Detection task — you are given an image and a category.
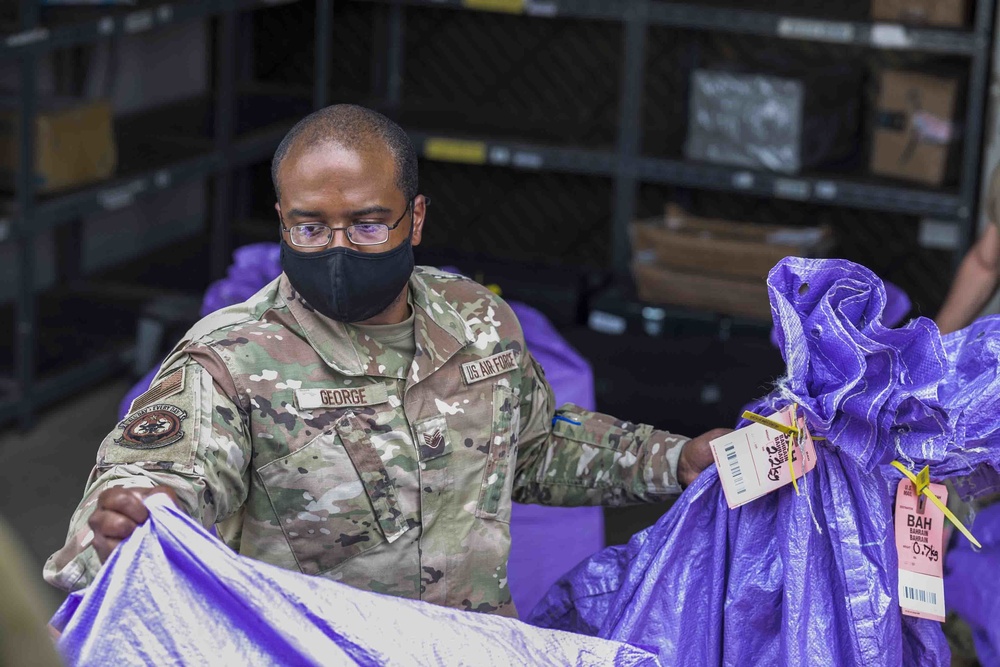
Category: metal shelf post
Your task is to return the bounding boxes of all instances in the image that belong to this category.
[314,0,334,109]
[212,5,238,280]
[611,1,648,282]
[956,0,998,258]
[385,2,405,113]
[14,0,39,430]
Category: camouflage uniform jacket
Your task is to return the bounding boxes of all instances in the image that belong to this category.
[45,267,689,617]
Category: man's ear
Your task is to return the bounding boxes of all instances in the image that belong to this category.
[411,195,427,247]
[275,202,282,221]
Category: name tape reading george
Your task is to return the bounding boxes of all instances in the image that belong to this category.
[295,384,390,410]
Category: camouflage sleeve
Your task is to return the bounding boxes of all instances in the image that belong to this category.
[512,352,689,506]
[43,351,251,592]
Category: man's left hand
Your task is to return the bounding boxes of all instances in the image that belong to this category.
[677,428,733,488]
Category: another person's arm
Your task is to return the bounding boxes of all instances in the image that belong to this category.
[512,351,727,507]
[43,352,251,591]
[936,223,1000,335]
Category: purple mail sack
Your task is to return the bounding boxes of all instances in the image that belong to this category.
[51,495,655,666]
[529,257,1000,667]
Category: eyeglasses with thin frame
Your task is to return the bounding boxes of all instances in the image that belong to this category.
[280,199,413,248]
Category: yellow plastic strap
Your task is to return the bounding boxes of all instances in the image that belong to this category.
[891,461,981,549]
[915,466,930,494]
[741,411,799,436]
[787,405,800,495]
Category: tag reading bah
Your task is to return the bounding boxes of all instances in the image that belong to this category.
[895,479,947,622]
[709,406,817,509]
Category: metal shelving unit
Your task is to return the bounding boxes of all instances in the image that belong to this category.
[1,0,331,429]
[4,0,996,427]
[359,0,986,55]
[354,0,995,285]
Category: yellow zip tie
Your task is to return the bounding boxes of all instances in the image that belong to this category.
[891,461,981,549]
[742,410,799,436]
[787,405,800,495]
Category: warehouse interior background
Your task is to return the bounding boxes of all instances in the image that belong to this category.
[0,1,997,661]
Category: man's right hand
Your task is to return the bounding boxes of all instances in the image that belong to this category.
[88,486,179,562]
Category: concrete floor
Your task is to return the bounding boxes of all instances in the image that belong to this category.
[0,378,132,612]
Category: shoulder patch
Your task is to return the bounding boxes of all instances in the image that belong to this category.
[115,404,188,450]
[129,367,185,414]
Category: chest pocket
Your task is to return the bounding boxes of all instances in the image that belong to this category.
[256,413,409,575]
[476,384,519,523]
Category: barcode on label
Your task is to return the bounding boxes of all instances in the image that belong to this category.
[903,586,937,606]
[725,443,746,495]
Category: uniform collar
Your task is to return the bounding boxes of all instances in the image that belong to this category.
[281,270,475,382]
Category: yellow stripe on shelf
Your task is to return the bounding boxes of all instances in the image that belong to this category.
[424,138,488,165]
[462,0,525,14]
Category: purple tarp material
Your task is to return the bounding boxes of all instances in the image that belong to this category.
[944,503,1000,666]
[769,278,911,347]
[120,246,604,616]
[528,257,1000,667]
[51,495,655,667]
[507,301,604,615]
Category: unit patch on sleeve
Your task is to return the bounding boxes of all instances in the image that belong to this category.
[128,367,185,414]
[461,350,519,385]
[114,404,188,450]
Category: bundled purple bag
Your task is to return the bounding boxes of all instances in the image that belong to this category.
[944,503,1000,666]
[200,243,282,317]
[528,258,1000,666]
[51,495,655,666]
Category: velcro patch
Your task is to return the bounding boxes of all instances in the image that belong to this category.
[128,367,185,414]
[415,415,452,461]
[461,350,519,385]
[295,384,389,410]
[115,404,187,450]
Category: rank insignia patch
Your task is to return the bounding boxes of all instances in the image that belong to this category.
[115,404,187,450]
[416,415,452,462]
[423,429,445,453]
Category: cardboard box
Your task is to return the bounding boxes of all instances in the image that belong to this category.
[630,204,831,282]
[871,0,968,28]
[632,263,773,321]
[629,205,830,320]
[871,70,959,187]
[0,98,117,194]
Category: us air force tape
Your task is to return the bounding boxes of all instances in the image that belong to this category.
[461,350,518,384]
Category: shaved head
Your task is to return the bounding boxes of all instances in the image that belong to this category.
[271,104,418,201]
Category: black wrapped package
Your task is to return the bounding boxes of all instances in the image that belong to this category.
[685,68,862,174]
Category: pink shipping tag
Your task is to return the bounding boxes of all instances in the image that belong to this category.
[710,406,817,509]
[894,479,947,622]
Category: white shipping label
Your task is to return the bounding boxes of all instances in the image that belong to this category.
[898,569,946,622]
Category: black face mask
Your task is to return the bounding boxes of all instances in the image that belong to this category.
[280,237,415,323]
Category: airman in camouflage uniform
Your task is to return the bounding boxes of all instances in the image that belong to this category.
[45,104,719,618]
